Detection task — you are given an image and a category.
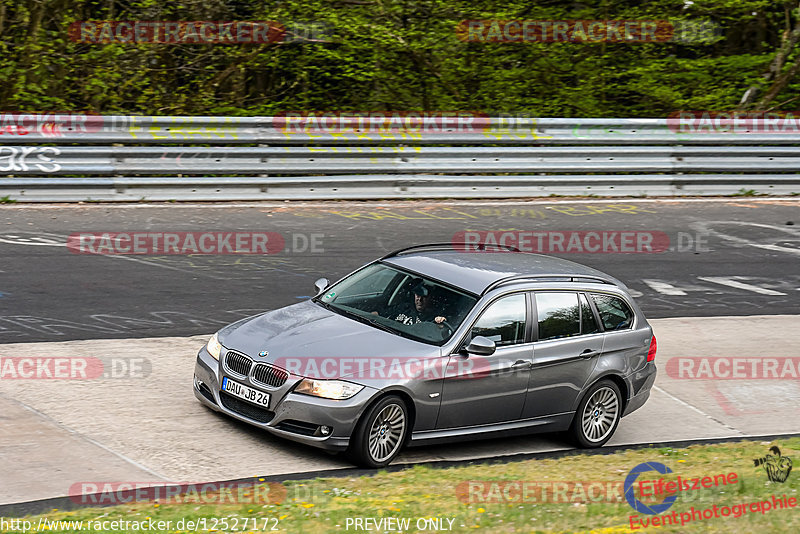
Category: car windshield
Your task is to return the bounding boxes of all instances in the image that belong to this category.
[313,262,478,345]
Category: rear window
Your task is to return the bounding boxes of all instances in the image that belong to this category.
[591,294,634,331]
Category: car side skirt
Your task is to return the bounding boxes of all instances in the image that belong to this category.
[408,412,573,447]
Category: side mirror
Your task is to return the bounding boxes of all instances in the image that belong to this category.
[465,336,496,356]
[314,278,330,296]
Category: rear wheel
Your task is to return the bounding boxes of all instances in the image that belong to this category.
[570,379,621,448]
[347,395,408,468]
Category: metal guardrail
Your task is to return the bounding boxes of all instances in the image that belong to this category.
[1,116,799,201]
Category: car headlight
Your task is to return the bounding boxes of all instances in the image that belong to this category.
[206,332,222,360]
[295,379,364,400]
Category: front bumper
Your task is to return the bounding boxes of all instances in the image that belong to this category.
[193,346,378,451]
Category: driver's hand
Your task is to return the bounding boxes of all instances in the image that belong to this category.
[434,316,446,324]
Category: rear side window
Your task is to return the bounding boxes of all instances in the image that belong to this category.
[591,294,634,330]
[536,292,580,341]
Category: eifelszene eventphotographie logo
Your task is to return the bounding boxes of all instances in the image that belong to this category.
[624,462,678,515]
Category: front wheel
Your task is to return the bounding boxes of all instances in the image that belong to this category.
[570,379,622,448]
[347,395,408,468]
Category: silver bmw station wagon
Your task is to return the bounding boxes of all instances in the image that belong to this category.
[193,244,657,467]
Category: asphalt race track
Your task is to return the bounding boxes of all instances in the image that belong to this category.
[1,198,799,342]
[1,198,799,507]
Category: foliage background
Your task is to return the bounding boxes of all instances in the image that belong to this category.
[0,0,798,116]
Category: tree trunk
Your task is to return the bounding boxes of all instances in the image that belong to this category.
[741,2,800,107]
[756,53,800,110]
[21,0,46,90]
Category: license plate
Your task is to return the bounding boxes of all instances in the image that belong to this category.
[222,377,270,408]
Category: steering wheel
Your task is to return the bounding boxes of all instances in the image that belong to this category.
[438,320,454,338]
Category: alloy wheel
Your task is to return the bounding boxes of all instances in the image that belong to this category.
[580,386,620,443]
[367,403,406,463]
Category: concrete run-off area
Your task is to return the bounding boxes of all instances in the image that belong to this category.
[0,315,799,505]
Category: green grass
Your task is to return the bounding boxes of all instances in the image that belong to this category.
[3,438,799,533]
[732,188,767,197]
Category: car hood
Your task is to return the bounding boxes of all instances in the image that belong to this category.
[218,300,440,377]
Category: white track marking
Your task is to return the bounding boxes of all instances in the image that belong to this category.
[0,231,227,279]
[642,279,688,295]
[697,276,787,296]
[1,198,798,210]
[653,386,743,435]
[748,243,800,257]
[105,254,228,279]
[0,392,169,481]
[0,233,65,246]
[690,220,800,257]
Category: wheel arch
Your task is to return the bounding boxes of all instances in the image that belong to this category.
[357,387,417,445]
[574,373,629,415]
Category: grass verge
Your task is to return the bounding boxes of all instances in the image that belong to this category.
[2,438,799,533]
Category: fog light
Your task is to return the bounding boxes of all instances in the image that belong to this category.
[194,375,204,389]
[320,425,332,436]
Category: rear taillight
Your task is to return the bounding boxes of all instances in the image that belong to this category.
[647,335,657,362]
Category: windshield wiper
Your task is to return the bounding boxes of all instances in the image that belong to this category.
[313,300,411,338]
[357,315,402,336]
[335,308,402,335]
[314,297,332,309]
[313,300,394,332]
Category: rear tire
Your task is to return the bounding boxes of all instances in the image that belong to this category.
[570,379,622,448]
[347,395,408,468]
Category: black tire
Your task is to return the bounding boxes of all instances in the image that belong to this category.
[569,379,622,448]
[347,395,408,468]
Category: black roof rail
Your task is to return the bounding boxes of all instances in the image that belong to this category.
[380,242,521,260]
[482,274,615,295]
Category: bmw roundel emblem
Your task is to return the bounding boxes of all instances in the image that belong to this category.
[259,350,269,357]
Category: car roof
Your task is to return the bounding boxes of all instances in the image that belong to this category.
[382,250,623,295]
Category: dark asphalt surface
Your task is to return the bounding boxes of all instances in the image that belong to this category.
[1,199,798,343]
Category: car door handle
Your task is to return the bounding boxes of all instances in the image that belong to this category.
[512,359,531,368]
[580,349,600,359]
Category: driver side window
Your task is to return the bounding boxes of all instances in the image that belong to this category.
[470,294,527,347]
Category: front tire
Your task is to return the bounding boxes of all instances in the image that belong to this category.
[347,395,408,468]
[570,379,622,448]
